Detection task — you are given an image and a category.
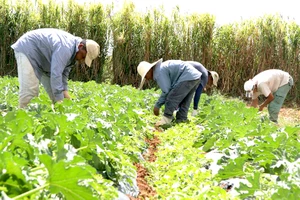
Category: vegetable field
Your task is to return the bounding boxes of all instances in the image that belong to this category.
[0,77,299,200]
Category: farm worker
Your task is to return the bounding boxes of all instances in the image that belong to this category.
[137,59,202,127]
[244,69,293,123]
[11,28,100,108]
[186,61,219,116]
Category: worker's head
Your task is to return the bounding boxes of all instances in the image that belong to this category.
[244,79,255,98]
[137,58,162,89]
[76,39,100,67]
[207,71,219,87]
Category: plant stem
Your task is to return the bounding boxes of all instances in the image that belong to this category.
[30,166,45,172]
[76,146,88,151]
[12,184,50,200]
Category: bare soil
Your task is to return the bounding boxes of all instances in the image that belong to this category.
[279,107,300,125]
[129,135,160,200]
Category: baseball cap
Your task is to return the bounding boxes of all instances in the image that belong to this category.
[209,71,219,86]
[85,39,100,67]
[244,79,254,98]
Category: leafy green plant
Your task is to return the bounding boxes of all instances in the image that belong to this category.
[0,77,154,199]
[146,93,300,199]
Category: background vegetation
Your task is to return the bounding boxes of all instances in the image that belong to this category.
[0,0,299,103]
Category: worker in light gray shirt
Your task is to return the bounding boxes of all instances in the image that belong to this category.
[11,28,100,108]
[137,59,201,127]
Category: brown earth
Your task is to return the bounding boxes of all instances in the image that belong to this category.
[129,134,161,200]
[279,107,300,125]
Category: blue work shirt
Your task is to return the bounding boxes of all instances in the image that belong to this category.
[11,28,82,102]
[187,61,208,88]
[153,60,202,108]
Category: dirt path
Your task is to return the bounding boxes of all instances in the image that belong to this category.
[278,107,300,125]
[129,135,160,200]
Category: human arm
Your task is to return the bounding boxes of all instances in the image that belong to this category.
[153,91,168,116]
[62,66,72,98]
[51,50,72,102]
[257,82,273,111]
[259,93,274,111]
[154,90,169,108]
[153,70,172,112]
[250,98,259,108]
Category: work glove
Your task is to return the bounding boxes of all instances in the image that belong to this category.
[191,109,198,116]
[155,116,172,127]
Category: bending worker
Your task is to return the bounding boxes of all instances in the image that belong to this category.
[244,69,293,123]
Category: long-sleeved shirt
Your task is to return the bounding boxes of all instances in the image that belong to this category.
[153,60,202,108]
[187,61,208,88]
[11,28,82,101]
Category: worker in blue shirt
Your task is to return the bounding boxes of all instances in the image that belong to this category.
[137,59,201,127]
[11,28,100,108]
[187,61,219,116]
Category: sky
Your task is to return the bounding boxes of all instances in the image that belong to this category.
[63,0,300,25]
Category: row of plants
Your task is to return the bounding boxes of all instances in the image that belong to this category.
[1,0,300,103]
[0,76,299,199]
[147,93,300,199]
[0,76,155,199]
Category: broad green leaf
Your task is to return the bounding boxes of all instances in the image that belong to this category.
[216,156,248,179]
[237,172,261,199]
[39,154,98,200]
[272,184,300,200]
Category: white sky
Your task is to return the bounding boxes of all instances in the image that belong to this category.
[56,0,300,25]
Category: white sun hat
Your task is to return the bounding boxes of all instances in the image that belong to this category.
[209,71,219,86]
[85,39,100,67]
[137,58,162,89]
[244,79,254,98]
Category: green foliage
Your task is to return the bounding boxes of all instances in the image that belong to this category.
[146,93,300,199]
[0,77,155,199]
[0,76,300,199]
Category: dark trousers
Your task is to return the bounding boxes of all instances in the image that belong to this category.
[164,79,201,121]
[193,83,204,110]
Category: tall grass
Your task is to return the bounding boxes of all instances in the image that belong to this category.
[0,0,300,103]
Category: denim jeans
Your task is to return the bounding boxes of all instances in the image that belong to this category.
[164,79,201,121]
[15,51,54,108]
[268,76,293,122]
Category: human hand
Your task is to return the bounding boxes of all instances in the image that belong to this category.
[63,91,71,99]
[153,107,160,116]
[259,104,264,111]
